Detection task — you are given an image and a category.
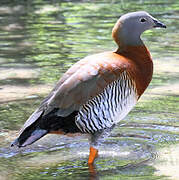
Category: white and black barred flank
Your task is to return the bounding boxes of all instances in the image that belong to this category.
[75,71,138,133]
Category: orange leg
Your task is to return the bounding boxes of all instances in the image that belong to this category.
[88,146,98,164]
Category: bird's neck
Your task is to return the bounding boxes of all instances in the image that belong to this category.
[112,20,144,49]
[118,32,144,49]
[112,22,153,97]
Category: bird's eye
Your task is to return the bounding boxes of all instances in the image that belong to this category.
[140,18,147,23]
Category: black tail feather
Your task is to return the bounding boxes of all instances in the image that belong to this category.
[11,108,80,148]
[11,129,48,147]
[39,109,80,134]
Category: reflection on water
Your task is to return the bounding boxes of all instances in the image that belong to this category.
[0,0,179,179]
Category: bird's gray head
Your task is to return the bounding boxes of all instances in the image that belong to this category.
[112,11,166,47]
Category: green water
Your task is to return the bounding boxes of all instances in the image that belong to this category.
[0,0,179,179]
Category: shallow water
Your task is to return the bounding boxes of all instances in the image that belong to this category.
[0,0,179,179]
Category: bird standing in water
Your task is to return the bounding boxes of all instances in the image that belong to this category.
[11,11,166,165]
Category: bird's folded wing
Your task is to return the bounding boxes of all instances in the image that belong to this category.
[20,52,130,132]
[46,52,129,114]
